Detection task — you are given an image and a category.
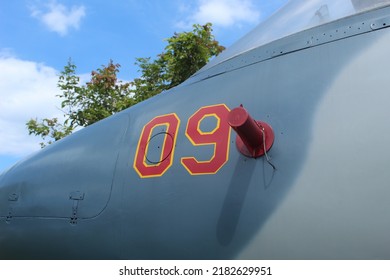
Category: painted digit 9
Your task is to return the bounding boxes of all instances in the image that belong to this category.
[181,104,231,175]
[133,114,180,178]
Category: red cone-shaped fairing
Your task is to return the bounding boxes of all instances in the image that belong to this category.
[228,106,274,158]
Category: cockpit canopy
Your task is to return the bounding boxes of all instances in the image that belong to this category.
[202,0,390,71]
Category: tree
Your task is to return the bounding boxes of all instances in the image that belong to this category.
[58,59,134,128]
[26,118,73,148]
[27,23,225,147]
[27,59,133,147]
[132,23,225,103]
[164,23,225,87]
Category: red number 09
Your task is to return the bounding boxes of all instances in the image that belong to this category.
[133,104,231,178]
[181,104,231,175]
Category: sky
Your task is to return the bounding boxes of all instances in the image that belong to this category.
[0,0,288,172]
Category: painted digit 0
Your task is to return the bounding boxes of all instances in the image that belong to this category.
[133,114,180,178]
[181,104,231,175]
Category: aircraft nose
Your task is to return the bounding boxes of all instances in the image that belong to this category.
[0,113,129,258]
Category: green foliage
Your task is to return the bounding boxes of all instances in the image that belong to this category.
[164,23,225,87]
[132,23,225,103]
[27,59,134,147]
[26,118,73,148]
[27,23,225,148]
[132,56,168,103]
[58,59,134,127]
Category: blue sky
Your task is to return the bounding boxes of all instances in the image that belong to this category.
[0,0,288,172]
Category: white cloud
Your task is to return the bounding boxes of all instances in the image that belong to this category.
[31,1,86,36]
[178,0,260,28]
[0,53,63,156]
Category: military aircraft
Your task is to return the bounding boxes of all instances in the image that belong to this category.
[1,0,390,259]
